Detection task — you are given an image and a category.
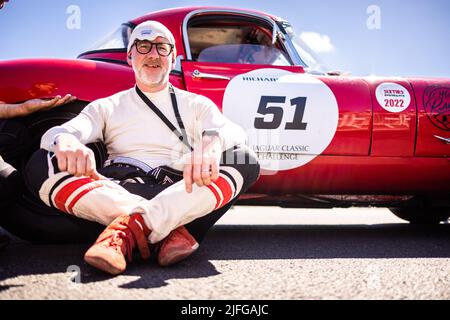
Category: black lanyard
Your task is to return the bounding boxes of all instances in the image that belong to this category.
[135,85,193,151]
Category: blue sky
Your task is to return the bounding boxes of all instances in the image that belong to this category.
[0,0,449,78]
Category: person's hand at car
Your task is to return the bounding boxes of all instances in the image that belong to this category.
[19,94,77,116]
[0,94,77,119]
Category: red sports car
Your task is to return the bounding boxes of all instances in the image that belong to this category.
[0,7,449,241]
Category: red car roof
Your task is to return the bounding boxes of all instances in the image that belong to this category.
[129,6,279,26]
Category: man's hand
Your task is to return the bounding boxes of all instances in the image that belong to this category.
[54,134,105,180]
[19,94,76,116]
[183,135,222,193]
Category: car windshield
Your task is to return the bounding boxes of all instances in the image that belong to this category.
[188,18,291,66]
[86,24,132,51]
[197,43,290,65]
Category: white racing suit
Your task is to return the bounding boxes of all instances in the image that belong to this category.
[23,85,260,243]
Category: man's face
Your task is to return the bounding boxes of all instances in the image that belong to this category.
[128,36,175,91]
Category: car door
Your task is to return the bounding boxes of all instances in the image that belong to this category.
[180,10,372,177]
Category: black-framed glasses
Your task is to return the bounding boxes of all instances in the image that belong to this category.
[133,40,174,57]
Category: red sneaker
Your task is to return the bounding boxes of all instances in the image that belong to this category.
[84,214,151,275]
[157,226,199,267]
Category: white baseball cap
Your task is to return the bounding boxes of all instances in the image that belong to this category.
[127,20,175,53]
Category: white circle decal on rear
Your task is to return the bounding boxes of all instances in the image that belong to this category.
[375,82,411,113]
[223,68,338,172]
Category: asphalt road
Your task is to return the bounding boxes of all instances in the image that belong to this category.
[0,206,449,300]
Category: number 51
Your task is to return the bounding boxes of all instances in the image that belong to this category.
[254,96,308,130]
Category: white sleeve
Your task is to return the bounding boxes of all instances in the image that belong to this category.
[40,101,107,151]
[195,95,247,151]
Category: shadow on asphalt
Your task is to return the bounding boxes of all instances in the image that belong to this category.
[203,224,450,260]
[0,236,220,291]
[0,223,449,290]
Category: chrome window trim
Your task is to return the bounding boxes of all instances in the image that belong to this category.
[181,9,303,66]
[275,21,306,67]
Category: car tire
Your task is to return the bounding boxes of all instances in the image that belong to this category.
[0,100,108,243]
[1,100,91,171]
[389,207,450,224]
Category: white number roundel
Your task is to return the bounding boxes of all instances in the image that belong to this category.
[223,68,339,172]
